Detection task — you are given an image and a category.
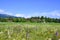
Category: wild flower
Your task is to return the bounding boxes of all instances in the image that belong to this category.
[13,38,16,40]
[55,31,59,36]
[0,31,3,34]
[48,38,51,40]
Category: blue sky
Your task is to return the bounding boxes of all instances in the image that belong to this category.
[0,0,60,18]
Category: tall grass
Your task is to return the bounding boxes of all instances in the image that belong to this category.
[0,22,60,40]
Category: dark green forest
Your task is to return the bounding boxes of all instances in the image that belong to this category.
[0,16,60,23]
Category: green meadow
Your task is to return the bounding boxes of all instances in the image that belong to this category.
[0,22,60,40]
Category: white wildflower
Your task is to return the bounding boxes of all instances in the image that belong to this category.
[59,39,60,40]
[48,38,51,40]
[0,31,3,34]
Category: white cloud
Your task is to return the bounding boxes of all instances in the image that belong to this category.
[0,9,60,18]
[15,14,25,17]
[0,9,13,15]
[0,9,5,13]
[30,10,60,18]
[15,13,31,18]
[45,10,60,18]
[15,10,60,18]
[51,11,60,17]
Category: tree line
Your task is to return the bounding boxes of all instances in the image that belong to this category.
[0,16,60,23]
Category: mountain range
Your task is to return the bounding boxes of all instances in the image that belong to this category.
[0,14,16,18]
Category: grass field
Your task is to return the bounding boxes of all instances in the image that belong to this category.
[0,22,60,40]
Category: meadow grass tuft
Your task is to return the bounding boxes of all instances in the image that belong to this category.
[0,22,60,40]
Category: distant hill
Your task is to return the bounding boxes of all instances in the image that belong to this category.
[0,14,16,18]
